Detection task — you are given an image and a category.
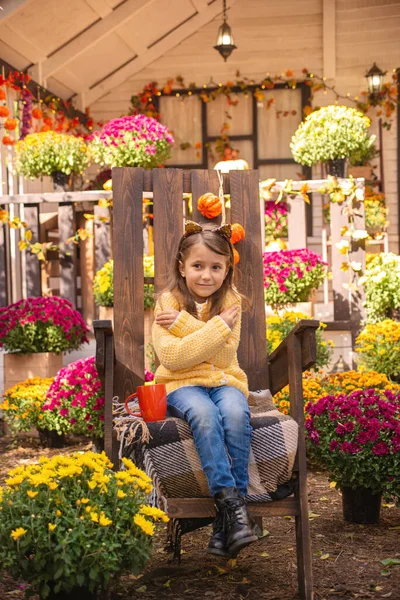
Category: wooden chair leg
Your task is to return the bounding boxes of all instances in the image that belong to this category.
[253,516,263,536]
[295,484,313,600]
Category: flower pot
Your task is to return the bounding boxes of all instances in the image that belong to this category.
[42,586,97,600]
[348,165,373,180]
[98,305,114,323]
[51,170,70,192]
[325,159,348,178]
[37,427,66,448]
[92,436,104,453]
[4,352,63,392]
[342,486,382,524]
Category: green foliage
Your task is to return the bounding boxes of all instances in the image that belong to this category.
[93,259,114,307]
[290,105,375,166]
[0,452,168,598]
[359,253,400,323]
[305,389,400,501]
[266,311,334,370]
[355,320,400,378]
[15,132,90,179]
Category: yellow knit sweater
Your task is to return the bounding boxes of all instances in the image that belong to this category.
[152,289,248,397]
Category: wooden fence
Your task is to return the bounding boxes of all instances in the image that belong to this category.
[0,170,366,341]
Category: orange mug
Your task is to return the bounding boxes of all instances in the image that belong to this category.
[125,384,167,422]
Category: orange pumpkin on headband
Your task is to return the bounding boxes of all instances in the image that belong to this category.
[197,193,222,219]
[233,248,240,265]
[231,223,245,244]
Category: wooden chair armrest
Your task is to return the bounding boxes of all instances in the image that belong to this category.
[268,319,320,396]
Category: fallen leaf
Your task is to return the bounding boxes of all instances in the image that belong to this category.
[136,585,147,593]
[329,481,337,488]
[380,571,390,577]
[380,558,400,567]
[227,559,237,569]
[320,553,330,560]
[163,579,171,588]
[381,593,392,598]
[260,552,270,557]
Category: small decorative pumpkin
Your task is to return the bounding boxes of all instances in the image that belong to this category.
[2,135,15,146]
[231,223,245,245]
[233,247,240,265]
[103,179,112,191]
[197,193,222,219]
[32,107,43,119]
[0,89,6,101]
[40,124,51,132]
[0,106,10,118]
[4,118,17,131]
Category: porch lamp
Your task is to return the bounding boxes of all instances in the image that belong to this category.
[214,0,237,61]
[365,63,386,103]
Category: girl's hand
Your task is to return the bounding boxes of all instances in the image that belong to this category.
[155,309,180,328]
[219,304,240,329]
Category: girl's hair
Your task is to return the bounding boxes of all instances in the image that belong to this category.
[165,224,238,318]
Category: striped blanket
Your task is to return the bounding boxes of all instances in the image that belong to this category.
[116,390,299,506]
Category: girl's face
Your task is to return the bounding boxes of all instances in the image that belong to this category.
[179,242,229,303]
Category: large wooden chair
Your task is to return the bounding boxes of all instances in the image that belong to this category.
[94,168,319,600]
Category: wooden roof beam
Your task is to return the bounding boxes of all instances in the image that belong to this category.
[40,0,153,80]
[86,0,239,106]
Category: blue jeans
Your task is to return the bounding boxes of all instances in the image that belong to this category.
[167,385,252,496]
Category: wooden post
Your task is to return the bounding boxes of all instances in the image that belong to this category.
[112,167,145,404]
[79,213,95,328]
[350,185,366,352]
[287,197,307,249]
[0,218,7,306]
[330,201,350,322]
[23,204,42,297]
[94,204,111,271]
[59,203,77,307]
[230,170,269,391]
[288,332,313,600]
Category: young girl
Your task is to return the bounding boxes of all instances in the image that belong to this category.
[152,221,258,558]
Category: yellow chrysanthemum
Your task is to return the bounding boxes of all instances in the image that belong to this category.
[11,527,28,540]
[134,513,155,536]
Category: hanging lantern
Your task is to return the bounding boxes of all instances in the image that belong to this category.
[214,0,237,62]
[365,63,386,102]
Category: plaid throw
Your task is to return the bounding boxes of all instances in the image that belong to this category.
[116,390,299,505]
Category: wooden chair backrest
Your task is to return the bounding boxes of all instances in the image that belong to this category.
[112,168,268,405]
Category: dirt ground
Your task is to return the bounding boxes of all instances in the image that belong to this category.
[0,436,399,600]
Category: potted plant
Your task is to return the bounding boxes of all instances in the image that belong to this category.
[305,388,400,523]
[0,451,169,599]
[348,142,379,180]
[263,248,327,311]
[355,320,400,380]
[15,131,91,191]
[43,356,104,448]
[358,253,400,323]
[290,105,375,177]
[93,259,114,322]
[364,191,388,237]
[0,296,89,391]
[93,256,155,358]
[0,377,67,446]
[266,311,334,368]
[273,369,400,416]
[88,115,174,168]
[264,200,288,244]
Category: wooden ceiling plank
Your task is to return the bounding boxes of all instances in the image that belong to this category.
[0,23,46,63]
[84,0,113,18]
[0,0,35,23]
[86,0,239,105]
[41,0,153,79]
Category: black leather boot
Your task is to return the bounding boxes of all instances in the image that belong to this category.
[207,509,230,557]
[214,487,258,557]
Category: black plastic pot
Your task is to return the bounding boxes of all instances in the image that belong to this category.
[37,428,66,448]
[342,486,382,524]
[51,170,70,192]
[325,158,348,178]
[43,587,97,600]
